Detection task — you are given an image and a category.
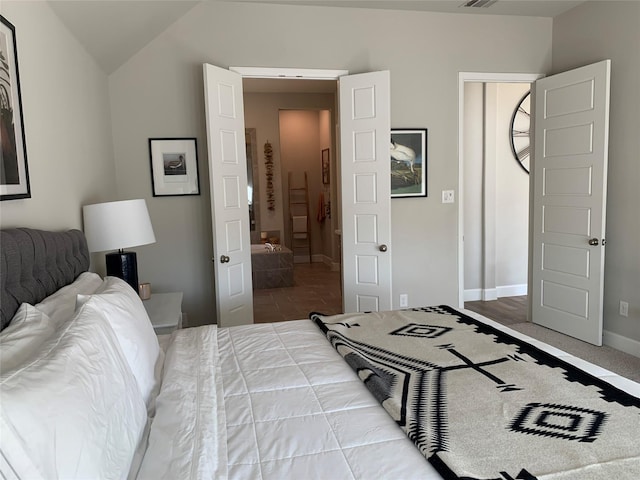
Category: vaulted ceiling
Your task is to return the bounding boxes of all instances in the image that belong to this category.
[47,0,585,74]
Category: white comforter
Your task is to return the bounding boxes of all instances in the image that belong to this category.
[137,320,439,479]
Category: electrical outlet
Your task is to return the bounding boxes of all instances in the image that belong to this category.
[442,190,455,204]
[619,300,629,317]
[400,294,409,308]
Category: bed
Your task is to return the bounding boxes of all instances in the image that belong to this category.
[1,228,638,480]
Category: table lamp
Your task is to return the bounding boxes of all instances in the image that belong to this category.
[82,199,156,292]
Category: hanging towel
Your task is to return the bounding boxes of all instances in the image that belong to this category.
[317,192,326,223]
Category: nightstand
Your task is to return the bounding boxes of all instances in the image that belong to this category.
[143,292,183,335]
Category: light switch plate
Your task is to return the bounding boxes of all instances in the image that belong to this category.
[442,190,455,203]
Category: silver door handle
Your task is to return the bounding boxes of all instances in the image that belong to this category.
[220,255,230,263]
[379,244,388,252]
[588,238,599,246]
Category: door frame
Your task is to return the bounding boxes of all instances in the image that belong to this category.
[229,66,348,314]
[457,72,544,313]
[230,66,348,80]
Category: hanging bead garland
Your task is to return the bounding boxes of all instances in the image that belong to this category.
[264,141,275,211]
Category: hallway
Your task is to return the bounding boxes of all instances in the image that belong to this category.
[253,263,342,323]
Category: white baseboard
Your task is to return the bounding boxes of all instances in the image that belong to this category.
[497,284,527,297]
[464,289,483,302]
[464,288,497,301]
[603,330,640,358]
[464,284,527,302]
[483,288,498,301]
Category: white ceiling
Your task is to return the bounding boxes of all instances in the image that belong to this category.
[48,0,586,75]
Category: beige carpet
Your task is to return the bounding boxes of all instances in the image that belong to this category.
[506,322,640,384]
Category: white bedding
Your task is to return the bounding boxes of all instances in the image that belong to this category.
[138,320,438,479]
[136,325,226,480]
[138,312,640,480]
[218,320,438,479]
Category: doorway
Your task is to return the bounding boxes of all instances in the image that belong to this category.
[458,72,542,323]
[241,79,342,322]
[459,63,611,346]
[463,82,531,318]
[205,65,392,326]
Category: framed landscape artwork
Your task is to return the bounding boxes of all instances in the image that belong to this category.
[148,138,200,196]
[390,129,427,198]
[1,15,30,201]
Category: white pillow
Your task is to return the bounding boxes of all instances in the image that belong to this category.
[77,276,161,406]
[34,271,103,327]
[0,304,55,374]
[0,301,147,480]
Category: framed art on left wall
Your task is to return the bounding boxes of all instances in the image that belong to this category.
[390,128,427,198]
[0,15,30,201]
[148,138,200,196]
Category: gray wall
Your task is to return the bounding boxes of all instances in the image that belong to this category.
[108,1,553,325]
[3,1,636,353]
[553,1,640,352]
[464,82,530,301]
[0,1,115,232]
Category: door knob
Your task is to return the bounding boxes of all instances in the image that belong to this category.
[379,244,388,252]
[220,255,230,263]
[588,238,599,246]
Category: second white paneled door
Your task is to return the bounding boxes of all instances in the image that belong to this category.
[339,71,392,313]
[532,60,611,345]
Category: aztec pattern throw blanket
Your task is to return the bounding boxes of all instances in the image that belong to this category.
[311,306,640,480]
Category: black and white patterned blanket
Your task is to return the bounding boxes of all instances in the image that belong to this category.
[311,306,640,480]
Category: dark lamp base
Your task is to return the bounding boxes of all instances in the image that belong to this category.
[105,251,139,292]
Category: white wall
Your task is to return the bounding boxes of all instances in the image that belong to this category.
[553,1,640,351]
[108,1,553,324]
[0,1,115,232]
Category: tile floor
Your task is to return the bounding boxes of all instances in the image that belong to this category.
[253,262,342,323]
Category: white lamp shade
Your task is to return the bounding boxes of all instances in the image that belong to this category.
[83,199,156,252]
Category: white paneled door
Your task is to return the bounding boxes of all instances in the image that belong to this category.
[339,71,392,313]
[532,60,611,345]
[203,64,253,327]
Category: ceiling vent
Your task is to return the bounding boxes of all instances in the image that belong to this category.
[460,0,498,8]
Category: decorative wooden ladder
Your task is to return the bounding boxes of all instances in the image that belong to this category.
[288,171,311,263]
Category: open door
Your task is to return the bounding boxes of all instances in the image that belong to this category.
[203,65,393,323]
[203,64,253,327]
[339,71,392,312]
[531,60,611,345]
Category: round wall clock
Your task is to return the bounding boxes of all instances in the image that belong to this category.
[509,91,531,174]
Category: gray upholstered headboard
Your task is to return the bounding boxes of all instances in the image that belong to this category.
[0,228,90,330]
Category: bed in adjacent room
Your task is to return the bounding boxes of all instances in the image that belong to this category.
[1,228,638,480]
